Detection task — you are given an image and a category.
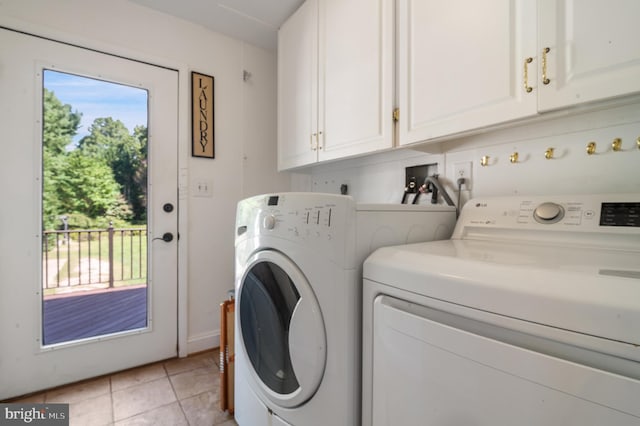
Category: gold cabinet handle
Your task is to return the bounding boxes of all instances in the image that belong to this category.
[317,131,323,150]
[542,47,551,85]
[523,57,533,93]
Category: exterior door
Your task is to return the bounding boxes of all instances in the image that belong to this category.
[0,28,178,399]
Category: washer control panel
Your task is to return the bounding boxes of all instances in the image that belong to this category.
[236,193,355,246]
[260,195,342,240]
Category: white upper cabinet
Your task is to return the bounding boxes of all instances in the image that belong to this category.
[397,0,538,146]
[537,0,640,111]
[398,0,640,147]
[279,0,640,163]
[319,0,394,163]
[278,0,318,170]
[278,0,394,170]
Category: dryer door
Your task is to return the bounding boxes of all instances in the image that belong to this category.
[238,249,326,408]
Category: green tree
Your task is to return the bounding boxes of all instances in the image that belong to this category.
[42,89,82,230]
[78,118,147,223]
[43,89,81,155]
[56,151,124,219]
[131,125,148,222]
[42,88,146,229]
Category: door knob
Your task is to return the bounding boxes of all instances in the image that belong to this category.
[153,232,174,242]
[163,203,174,213]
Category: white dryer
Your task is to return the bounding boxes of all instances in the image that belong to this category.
[362,194,640,426]
[234,193,455,426]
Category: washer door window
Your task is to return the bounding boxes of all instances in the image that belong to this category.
[239,250,326,408]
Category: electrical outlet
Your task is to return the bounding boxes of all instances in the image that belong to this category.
[453,161,472,190]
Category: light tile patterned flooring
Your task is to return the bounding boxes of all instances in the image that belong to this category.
[9,349,237,426]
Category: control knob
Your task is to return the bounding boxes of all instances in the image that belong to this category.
[263,215,276,230]
[533,202,564,224]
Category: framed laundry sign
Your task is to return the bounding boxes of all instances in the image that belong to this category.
[191,71,215,158]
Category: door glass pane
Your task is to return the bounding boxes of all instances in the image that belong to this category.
[41,70,149,345]
[240,261,301,394]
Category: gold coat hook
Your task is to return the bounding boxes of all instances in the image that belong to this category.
[586,142,597,155]
[480,155,490,167]
[545,147,554,160]
[509,152,519,163]
[611,138,622,152]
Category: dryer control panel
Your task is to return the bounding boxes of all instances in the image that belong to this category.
[452,193,640,248]
[599,202,640,227]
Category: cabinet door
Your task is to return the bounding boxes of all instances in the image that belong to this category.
[398,0,537,146]
[538,0,640,111]
[318,0,394,161]
[277,0,319,170]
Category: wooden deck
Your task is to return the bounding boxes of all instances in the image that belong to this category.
[42,286,147,345]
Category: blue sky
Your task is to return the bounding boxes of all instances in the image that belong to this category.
[44,70,148,144]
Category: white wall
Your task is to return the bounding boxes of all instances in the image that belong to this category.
[0,0,289,355]
[292,99,640,206]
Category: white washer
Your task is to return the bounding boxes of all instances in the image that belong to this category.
[234,193,455,426]
[362,194,640,426]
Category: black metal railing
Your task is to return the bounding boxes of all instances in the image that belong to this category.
[42,224,147,289]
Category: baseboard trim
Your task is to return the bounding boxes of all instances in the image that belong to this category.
[186,330,219,355]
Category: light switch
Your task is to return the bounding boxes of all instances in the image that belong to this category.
[193,180,213,197]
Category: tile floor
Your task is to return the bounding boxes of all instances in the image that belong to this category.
[8,349,237,426]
